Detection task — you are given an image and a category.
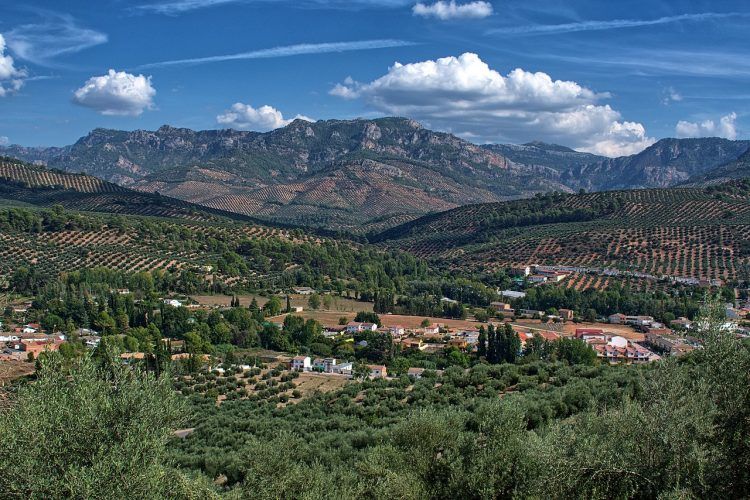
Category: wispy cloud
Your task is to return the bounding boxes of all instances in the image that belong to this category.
[487,12,750,36]
[5,12,107,67]
[136,39,415,69]
[546,50,750,78]
[135,0,242,15]
[135,0,412,15]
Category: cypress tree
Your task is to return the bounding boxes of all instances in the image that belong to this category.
[478,326,487,358]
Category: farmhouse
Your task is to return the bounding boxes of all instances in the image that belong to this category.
[293,287,315,295]
[332,362,353,376]
[490,302,515,314]
[537,270,569,282]
[509,266,531,277]
[346,322,378,334]
[388,325,406,337]
[558,309,574,321]
[608,313,627,324]
[20,323,41,335]
[400,338,424,350]
[448,338,469,350]
[419,323,439,335]
[575,328,606,341]
[368,365,388,379]
[291,355,312,372]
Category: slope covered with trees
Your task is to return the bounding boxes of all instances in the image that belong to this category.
[374,183,750,282]
[3,303,748,498]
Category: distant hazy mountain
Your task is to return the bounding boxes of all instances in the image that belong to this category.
[482,141,607,172]
[3,119,749,231]
[683,148,750,185]
[0,144,70,165]
[562,138,750,191]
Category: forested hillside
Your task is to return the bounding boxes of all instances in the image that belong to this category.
[0,157,259,223]
[375,182,750,283]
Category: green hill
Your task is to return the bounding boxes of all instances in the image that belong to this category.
[684,149,750,185]
[373,181,750,283]
[0,157,266,224]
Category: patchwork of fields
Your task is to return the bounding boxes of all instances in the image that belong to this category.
[376,185,750,284]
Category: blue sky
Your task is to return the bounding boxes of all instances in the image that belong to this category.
[0,0,748,156]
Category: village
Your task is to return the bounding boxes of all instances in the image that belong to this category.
[1,262,747,389]
[0,283,729,381]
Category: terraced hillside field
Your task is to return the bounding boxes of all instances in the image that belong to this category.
[0,158,262,224]
[374,182,750,282]
[0,205,327,289]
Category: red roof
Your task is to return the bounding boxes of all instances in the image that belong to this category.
[575,328,604,338]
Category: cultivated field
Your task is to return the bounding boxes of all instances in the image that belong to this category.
[378,185,750,285]
[190,294,373,312]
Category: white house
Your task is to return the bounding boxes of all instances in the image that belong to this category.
[389,325,405,337]
[510,266,531,277]
[333,362,353,377]
[323,358,337,372]
[423,324,441,335]
[291,355,312,372]
[346,322,378,334]
[293,287,315,295]
[500,290,526,299]
[368,364,388,379]
[163,299,183,308]
[608,313,627,324]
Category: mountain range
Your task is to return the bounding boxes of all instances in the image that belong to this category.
[3,117,749,231]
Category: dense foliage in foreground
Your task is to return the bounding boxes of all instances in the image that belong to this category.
[1,303,748,499]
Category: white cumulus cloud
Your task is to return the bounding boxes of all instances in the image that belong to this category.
[330,52,654,156]
[0,34,27,97]
[0,136,9,146]
[73,69,156,116]
[675,112,737,140]
[216,103,312,131]
[413,1,493,20]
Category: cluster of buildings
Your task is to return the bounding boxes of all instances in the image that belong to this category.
[290,356,368,378]
[0,323,67,360]
[574,328,660,363]
[509,265,572,285]
[288,356,448,380]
